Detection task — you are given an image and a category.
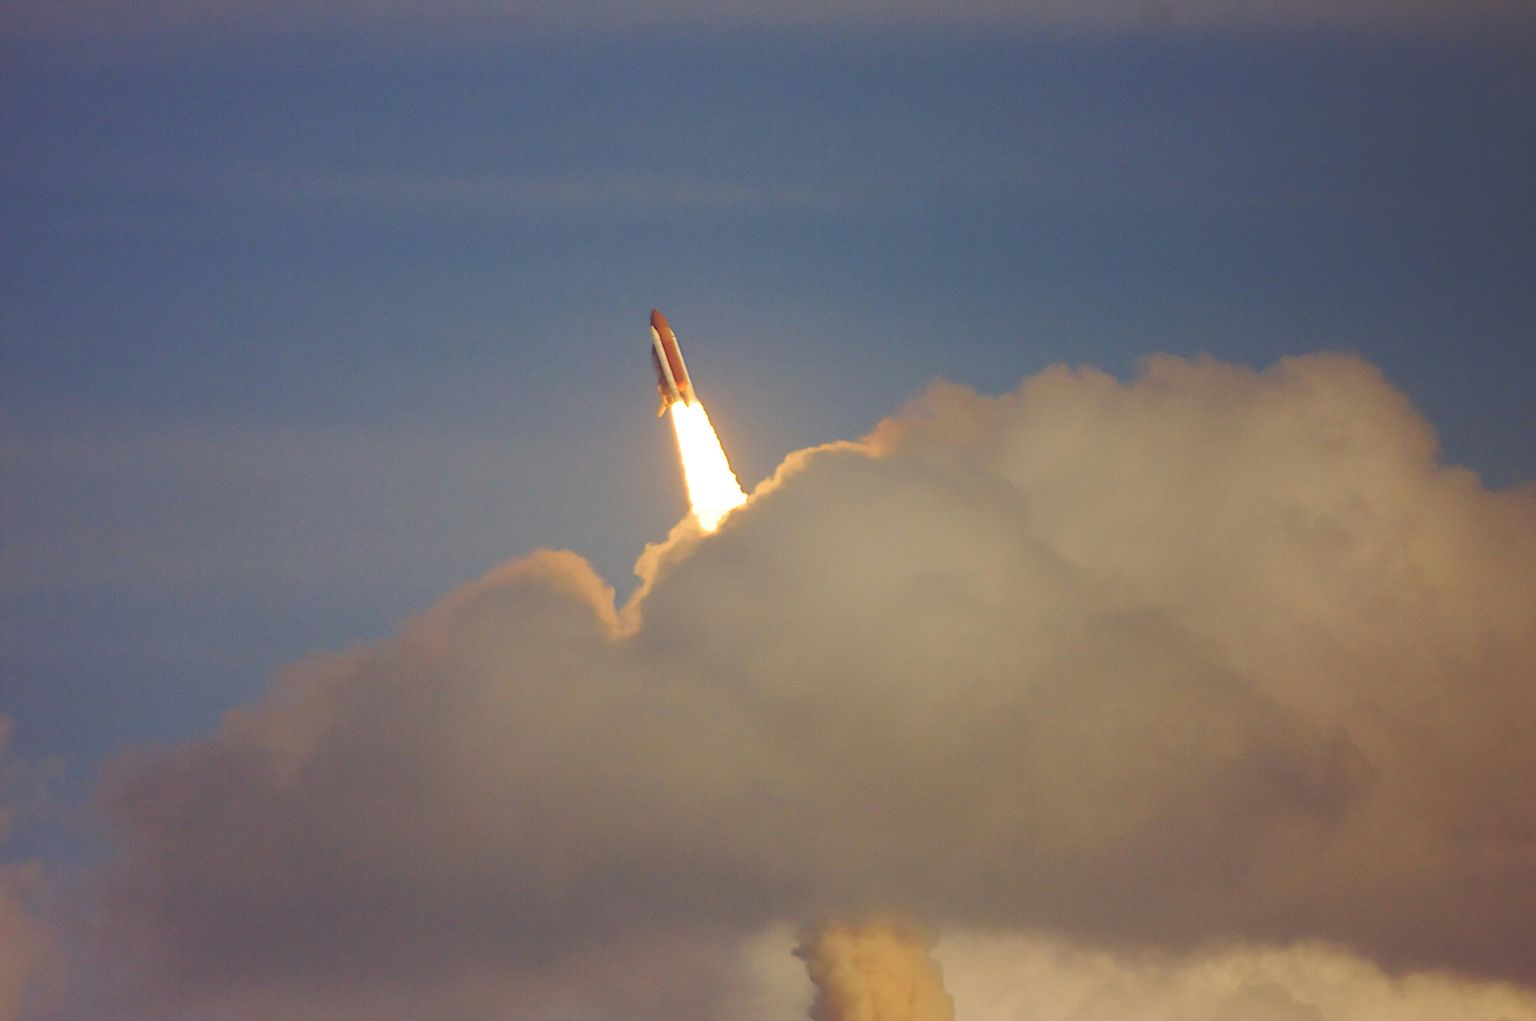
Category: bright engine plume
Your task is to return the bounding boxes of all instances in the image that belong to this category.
[650,308,747,532]
[669,400,746,532]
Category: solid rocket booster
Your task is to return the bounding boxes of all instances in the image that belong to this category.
[650,308,697,416]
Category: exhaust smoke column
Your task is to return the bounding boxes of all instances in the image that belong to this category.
[650,308,747,532]
[799,918,955,1021]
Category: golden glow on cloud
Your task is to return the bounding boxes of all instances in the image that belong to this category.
[669,399,746,532]
[801,918,954,1021]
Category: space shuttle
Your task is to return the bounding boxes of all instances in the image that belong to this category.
[649,308,697,416]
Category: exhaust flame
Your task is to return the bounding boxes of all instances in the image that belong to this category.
[669,399,747,532]
[799,918,955,1021]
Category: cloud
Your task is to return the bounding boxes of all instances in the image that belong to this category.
[93,353,1535,1017]
[932,929,1536,1021]
[7,0,1532,41]
[799,917,953,1021]
[702,923,1536,1021]
[268,172,850,212]
[0,719,64,1021]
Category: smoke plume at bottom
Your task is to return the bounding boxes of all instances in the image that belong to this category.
[799,918,954,1021]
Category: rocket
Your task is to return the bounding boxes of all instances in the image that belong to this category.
[650,308,697,415]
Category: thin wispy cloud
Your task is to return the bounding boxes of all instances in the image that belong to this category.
[273,171,855,212]
[7,0,1532,40]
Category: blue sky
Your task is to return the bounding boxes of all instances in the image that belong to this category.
[3,6,1534,810]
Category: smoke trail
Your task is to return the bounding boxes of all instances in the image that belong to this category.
[799,918,954,1021]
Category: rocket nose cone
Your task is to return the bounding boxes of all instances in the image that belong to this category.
[650,308,668,332]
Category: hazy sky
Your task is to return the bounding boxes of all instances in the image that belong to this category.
[1,4,1534,1018]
